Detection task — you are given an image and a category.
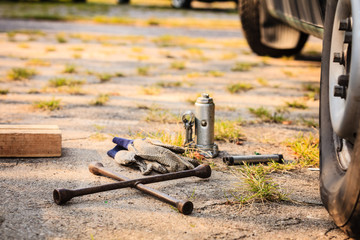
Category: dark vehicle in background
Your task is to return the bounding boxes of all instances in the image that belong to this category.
[239,0,360,237]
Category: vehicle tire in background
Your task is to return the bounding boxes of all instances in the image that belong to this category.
[239,0,308,57]
[320,0,360,237]
[172,0,192,9]
[118,0,130,4]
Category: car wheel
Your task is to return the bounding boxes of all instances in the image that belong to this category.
[171,0,192,9]
[239,0,308,57]
[320,0,360,237]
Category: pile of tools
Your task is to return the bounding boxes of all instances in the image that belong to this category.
[53,163,211,215]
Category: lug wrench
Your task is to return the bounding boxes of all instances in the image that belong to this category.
[88,162,193,215]
[53,164,211,207]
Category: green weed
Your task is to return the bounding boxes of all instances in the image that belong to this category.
[90,132,108,141]
[186,72,202,78]
[63,64,77,74]
[144,108,180,124]
[153,35,180,47]
[72,53,82,59]
[147,18,160,26]
[7,67,37,81]
[139,86,161,95]
[300,118,319,128]
[56,33,67,43]
[286,100,308,109]
[256,77,268,86]
[90,94,110,106]
[207,70,224,77]
[186,48,203,57]
[97,73,113,82]
[33,98,61,111]
[215,119,245,144]
[137,66,150,76]
[230,163,288,205]
[28,89,41,94]
[248,106,286,123]
[7,29,45,41]
[26,59,51,67]
[115,72,126,77]
[48,77,85,88]
[155,81,182,88]
[231,62,258,72]
[226,82,254,94]
[45,46,56,52]
[0,89,9,95]
[303,83,320,100]
[303,83,320,93]
[129,129,185,148]
[7,31,16,41]
[170,61,186,70]
[286,133,319,167]
[70,46,84,52]
[221,52,238,60]
[282,69,296,77]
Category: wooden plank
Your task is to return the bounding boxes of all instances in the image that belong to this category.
[0,125,62,157]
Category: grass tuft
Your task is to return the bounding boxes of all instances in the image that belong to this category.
[139,86,161,95]
[215,119,245,144]
[231,62,258,72]
[48,77,85,88]
[143,106,180,124]
[227,82,254,94]
[63,64,77,74]
[230,163,288,205]
[170,61,186,70]
[248,106,286,123]
[207,70,224,77]
[137,66,150,76]
[90,94,110,106]
[286,133,319,167]
[56,33,67,43]
[33,98,61,111]
[155,81,182,88]
[0,89,9,95]
[97,73,113,82]
[26,59,51,67]
[256,77,268,86]
[7,67,37,81]
[285,100,308,109]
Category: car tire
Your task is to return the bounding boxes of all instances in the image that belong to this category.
[172,0,192,9]
[239,0,308,57]
[118,0,130,4]
[320,0,360,237]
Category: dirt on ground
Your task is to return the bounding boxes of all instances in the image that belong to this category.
[0,3,351,240]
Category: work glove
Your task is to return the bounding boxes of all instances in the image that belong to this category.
[107,137,199,175]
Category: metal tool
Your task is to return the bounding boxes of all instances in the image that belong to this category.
[88,162,193,215]
[53,164,211,205]
[182,93,218,158]
[182,111,195,146]
[223,154,284,165]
